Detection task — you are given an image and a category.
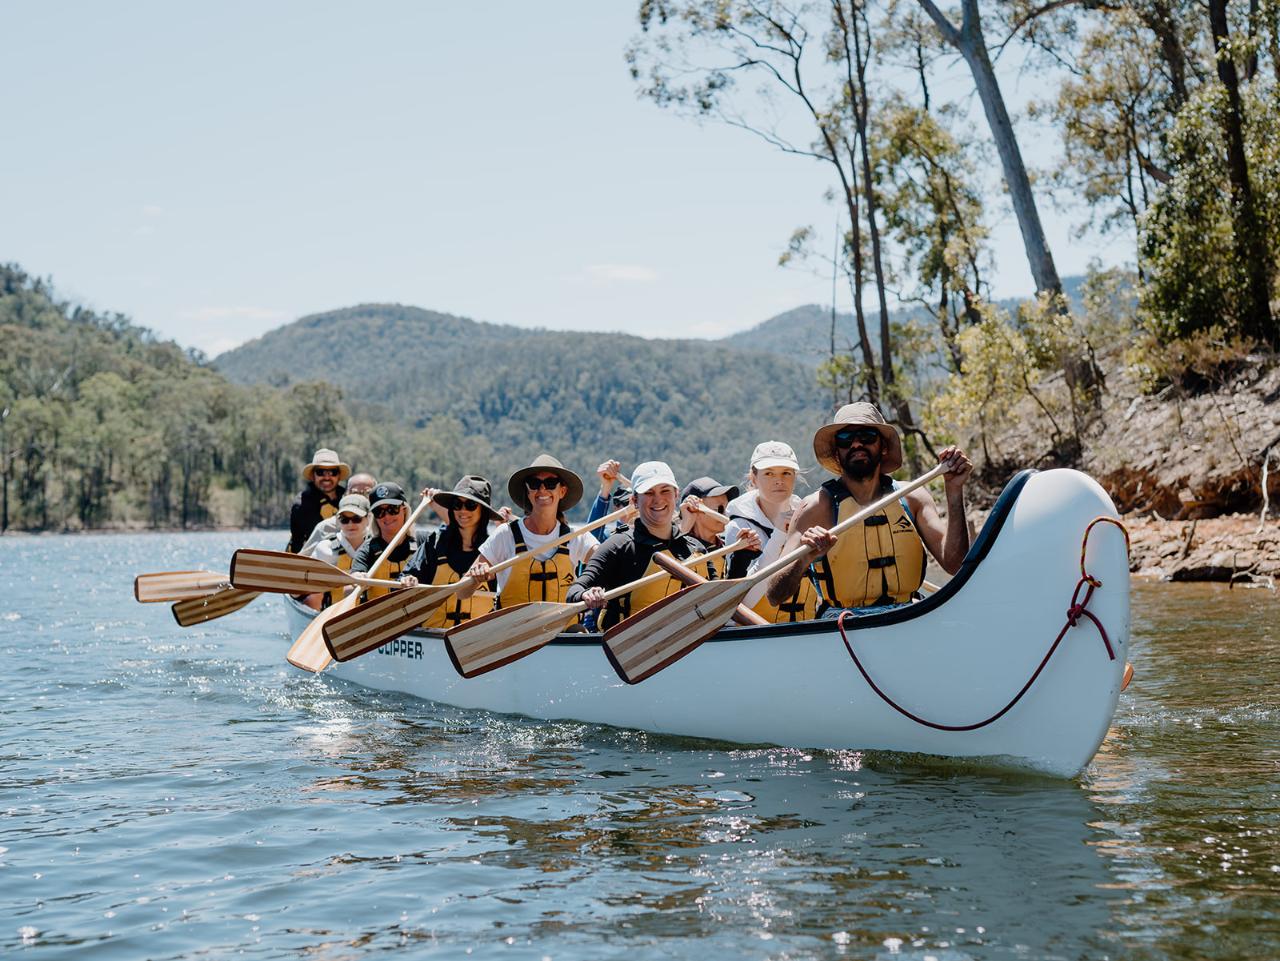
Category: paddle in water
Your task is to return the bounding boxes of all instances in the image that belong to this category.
[321,504,635,663]
[287,493,436,673]
[444,539,750,678]
[603,464,949,683]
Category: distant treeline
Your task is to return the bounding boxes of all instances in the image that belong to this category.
[0,265,494,532]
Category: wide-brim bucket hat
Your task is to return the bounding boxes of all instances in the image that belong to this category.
[813,402,903,475]
[507,454,584,513]
[302,448,351,483]
[435,475,501,525]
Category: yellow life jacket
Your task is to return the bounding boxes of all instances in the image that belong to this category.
[419,532,493,630]
[811,477,925,610]
[726,513,819,623]
[319,501,338,520]
[319,534,356,609]
[499,520,575,607]
[362,536,416,601]
[613,548,717,627]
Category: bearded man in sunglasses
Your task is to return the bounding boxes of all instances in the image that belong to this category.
[766,403,972,617]
[288,448,350,553]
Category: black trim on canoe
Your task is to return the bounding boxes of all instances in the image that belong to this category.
[288,470,1037,648]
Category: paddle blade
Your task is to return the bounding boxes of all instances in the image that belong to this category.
[444,602,579,678]
[171,587,260,626]
[603,579,751,684]
[231,548,353,595]
[321,584,457,663]
[135,570,228,603]
[287,591,359,673]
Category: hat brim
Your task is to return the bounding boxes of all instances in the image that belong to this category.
[304,462,352,483]
[507,466,584,513]
[813,423,903,475]
[437,492,501,524]
[751,457,800,472]
[369,497,408,512]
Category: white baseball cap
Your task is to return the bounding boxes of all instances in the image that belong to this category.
[630,461,679,495]
[750,441,800,471]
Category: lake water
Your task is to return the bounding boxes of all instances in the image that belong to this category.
[2,532,1277,960]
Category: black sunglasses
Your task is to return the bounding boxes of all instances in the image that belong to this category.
[524,476,563,492]
[372,505,404,518]
[451,500,479,511]
[833,427,883,449]
[312,467,342,477]
[338,514,364,524]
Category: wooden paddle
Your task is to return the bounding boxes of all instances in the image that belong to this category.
[172,586,262,626]
[229,548,402,595]
[321,504,635,663]
[603,464,950,684]
[650,551,768,627]
[287,494,436,673]
[135,570,229,603]
[444,539,750,678]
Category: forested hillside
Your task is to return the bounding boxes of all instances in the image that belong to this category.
[0,268,827,531]
[214,303,828,489]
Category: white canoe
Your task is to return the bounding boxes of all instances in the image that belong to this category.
[285,468,1130,777]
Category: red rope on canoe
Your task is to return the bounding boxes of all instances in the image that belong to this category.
[837,515,1127,733]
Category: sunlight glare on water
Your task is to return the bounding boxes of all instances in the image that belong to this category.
[1,533,1277,959]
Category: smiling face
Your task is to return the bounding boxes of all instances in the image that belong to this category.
[635,484,677,533]
[524,472,566,514]
[373,503,407,539]
[752,466,797,502]
[450,499,484,534]
[311,467,341,495]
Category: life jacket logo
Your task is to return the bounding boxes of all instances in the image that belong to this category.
[895,516,914,531]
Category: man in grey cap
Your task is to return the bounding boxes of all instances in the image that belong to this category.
[766,403,972,616]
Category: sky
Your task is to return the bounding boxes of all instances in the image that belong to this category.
[1,2,1130,357]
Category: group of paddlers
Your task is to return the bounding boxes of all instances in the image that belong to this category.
[286,402,973,631]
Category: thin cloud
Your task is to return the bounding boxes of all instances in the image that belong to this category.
[585,264,659,283]
[141,204,164,217]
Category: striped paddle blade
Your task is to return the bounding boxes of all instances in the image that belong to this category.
[444,602,580,678]
[230,549,355,594]
[322,583,458,662]
[134,570,228,603]
[603,579,751,684]
[172,587,261,626]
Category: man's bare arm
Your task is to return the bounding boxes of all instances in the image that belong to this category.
[765,494,828,606]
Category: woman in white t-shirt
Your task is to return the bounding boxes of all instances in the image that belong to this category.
[463,454,598,607]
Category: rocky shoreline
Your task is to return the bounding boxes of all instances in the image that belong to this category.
[1123,512,1279,587]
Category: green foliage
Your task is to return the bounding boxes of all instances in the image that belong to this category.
[0,265,830,531]
[1138,81,1280,343]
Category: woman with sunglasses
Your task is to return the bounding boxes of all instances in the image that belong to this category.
[398,476,502,629]
[350,482,420,600]
[303,493,371,610]
[463,454,598,609]
[765,402,973,618]
[721,441,820,622]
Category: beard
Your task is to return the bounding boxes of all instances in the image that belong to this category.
[841,447,882,481]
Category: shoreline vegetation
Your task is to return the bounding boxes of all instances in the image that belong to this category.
[2,263,1278,589]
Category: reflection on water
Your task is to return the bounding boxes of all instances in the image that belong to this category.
[0,536,1277,959]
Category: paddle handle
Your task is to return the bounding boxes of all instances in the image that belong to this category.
[751,463,950,585]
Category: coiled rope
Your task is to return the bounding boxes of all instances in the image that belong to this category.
[837,516,1129,732]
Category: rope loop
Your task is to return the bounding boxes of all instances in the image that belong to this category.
[838,515,1130,733]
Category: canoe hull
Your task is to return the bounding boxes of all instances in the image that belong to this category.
[286,469,1129,777]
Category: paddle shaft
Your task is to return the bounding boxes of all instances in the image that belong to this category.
[581,538,746,609]
[650,551,767,626]
[752,463,949,586]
